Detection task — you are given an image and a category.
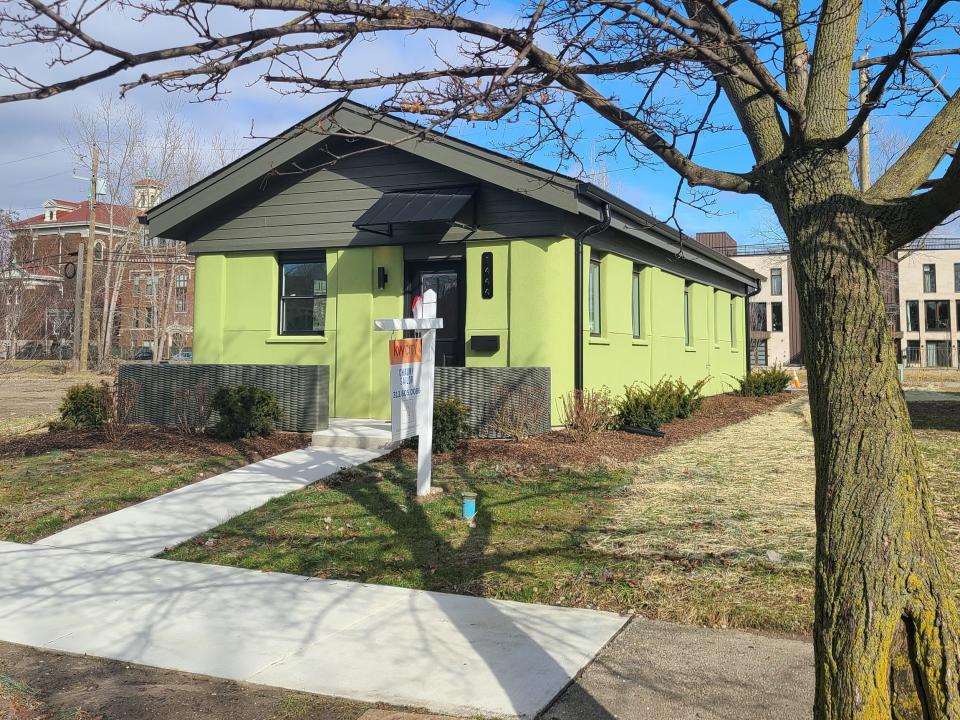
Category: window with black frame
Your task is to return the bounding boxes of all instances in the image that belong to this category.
[925,299,950,331]
[279,254,327,335]
[771,301,783,331]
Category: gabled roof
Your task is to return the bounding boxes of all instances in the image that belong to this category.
[146,99,760,286]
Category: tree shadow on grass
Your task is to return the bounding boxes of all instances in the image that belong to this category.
[331,459,619,719]
[907,400,960,432]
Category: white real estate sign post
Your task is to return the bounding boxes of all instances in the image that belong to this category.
[375,289,442,496]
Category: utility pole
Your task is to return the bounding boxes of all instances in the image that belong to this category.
[78,145,98,372]
[70,243,84,372]
[858,56,871,191]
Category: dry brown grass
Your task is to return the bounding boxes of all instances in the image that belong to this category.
[593,396,960,635]
[600,396,815,570]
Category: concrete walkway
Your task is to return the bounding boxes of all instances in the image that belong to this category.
[545,617,814,720]
[0,541,627,719]
[38,447,385,556]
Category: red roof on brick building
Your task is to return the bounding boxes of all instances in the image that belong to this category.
[17,200,141,229]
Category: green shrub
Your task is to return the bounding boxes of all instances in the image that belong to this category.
[733,367,792,396]
[59,383,106,428]
[675,377,709,419]
[432,397,470,453]
[210,385,283,440]
[617,379,678,431]
[616,376,710,430]
[403,398,471,453]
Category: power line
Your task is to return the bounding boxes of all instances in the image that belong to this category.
[0,146,69,167]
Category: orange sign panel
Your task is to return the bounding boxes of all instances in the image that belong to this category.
[389,338,422,365]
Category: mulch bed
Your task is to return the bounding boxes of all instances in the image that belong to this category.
[0,425,310,462]
[390,391,797,471]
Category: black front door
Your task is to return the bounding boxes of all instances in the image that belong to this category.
[405,261,465,367]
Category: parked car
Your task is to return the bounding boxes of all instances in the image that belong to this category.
[132,347,153,361]
[170,349,193,362]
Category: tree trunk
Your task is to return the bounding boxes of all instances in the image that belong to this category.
[779,150,960,719]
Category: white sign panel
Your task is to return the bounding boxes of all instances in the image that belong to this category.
[389,338,424,442]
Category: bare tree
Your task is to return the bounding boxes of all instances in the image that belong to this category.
[3,1,960,716]
[67,97,237,365]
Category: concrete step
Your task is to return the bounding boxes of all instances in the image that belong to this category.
[311,418,398,451]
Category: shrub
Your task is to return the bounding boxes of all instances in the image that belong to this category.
[491,385,548,441]
[558,387,615,442]
[432,397,470,452]
[617,379,678,431]
[99,379,140,441]
[174,383,214,435]
[47,418,77,433]
[210,385,283,440]
[59,383,106,428]
[733,367,792,396]
[674,377,709,419]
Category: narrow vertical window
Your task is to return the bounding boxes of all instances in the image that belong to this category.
[923,264,937,293]
[279,253,327,335]
[730,298,737,346]
[631,266,643,338]
[770,267,782,296]
[906,301,919,331]
[954,263,960,292]
[588,258,601,336]
[174,270,188,313]
[683,281,693,347]
[771,301,783,331]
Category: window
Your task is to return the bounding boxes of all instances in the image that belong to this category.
[174,271,188,313]
[750,301,767,332]
[923,264,937,293]
[906,300,919,331]
[925,300,950,331]
[588,258,601,336]
[957,300,960,331]
[771,301,783,332]
[279,254,327,335]
[93,242,103,261]
[955,263,960,292]
[683,281,693,346]
[133,275,141,297]
[770,268,782,296]
[751,339,768,366]
[144,306,155,329]
[145,275,160,298]
[631,266,644,338]
[730,299,738,346]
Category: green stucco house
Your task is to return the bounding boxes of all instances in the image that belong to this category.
[145,100,761,425]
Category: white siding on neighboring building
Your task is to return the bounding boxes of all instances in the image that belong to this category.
[897,243,960,368]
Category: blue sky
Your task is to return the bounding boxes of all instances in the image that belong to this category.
[0,1,955,243]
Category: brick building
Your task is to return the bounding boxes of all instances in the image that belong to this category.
[3,180,194,361]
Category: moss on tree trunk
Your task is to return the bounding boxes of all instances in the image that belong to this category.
[775,150,960,719]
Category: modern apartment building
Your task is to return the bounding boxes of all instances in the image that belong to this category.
[896,238,960,368]
[699,232,900,367]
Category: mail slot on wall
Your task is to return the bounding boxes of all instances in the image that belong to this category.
[470,335,500,353]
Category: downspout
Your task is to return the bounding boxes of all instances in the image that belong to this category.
[744,281,762,374]
[573,202,612,391]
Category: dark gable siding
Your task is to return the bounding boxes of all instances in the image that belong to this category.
[183,140,564,253]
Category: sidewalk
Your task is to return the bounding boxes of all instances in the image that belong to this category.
[545,617,814,719]
[37,446,385,556]
[0,541,627,719]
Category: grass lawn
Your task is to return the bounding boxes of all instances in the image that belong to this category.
[0,448,240,543]
[164,394,960,638]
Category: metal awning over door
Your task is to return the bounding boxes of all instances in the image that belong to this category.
[353,187,475,236]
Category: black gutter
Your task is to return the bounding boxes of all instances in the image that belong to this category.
[573,201,611,392]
